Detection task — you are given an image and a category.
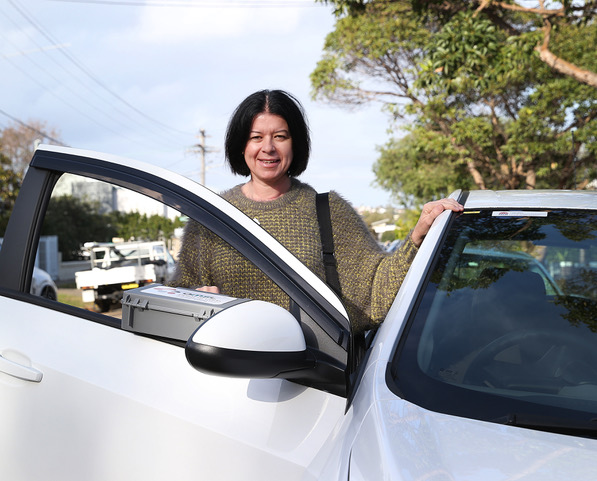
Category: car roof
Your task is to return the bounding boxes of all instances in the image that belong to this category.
[460,189,597,210]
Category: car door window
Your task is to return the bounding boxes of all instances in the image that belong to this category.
[42,173,341,334]
[41,173,183,317]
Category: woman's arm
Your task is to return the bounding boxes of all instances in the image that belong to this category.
[329,193,462,332]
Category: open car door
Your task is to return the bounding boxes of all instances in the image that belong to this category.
[0,145,351,481]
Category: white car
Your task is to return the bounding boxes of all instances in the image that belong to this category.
[0,145,596,480]
[31,267,58,300]
[0,239,57,300]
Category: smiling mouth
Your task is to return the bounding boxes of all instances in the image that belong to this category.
[260,160,279,164]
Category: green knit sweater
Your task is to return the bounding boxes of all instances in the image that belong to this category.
[170,179,418,332]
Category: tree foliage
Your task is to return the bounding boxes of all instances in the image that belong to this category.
[0,120,63,176]
[106,210,185,244]
[1,120,63,236]
[0,151,23,236]
[42,195,183,261]
[41,195,185,261]
[41,195,116,261]
[311,1,430,108]
[319,0,597,86]
[312,0,597,205]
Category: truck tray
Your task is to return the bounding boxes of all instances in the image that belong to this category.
[121,284,248,341]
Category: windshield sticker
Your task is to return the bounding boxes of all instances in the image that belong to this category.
[492,211,548,217]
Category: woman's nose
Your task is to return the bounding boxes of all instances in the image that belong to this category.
[261,137,275,152]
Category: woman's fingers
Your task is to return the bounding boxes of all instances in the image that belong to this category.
[412,198,464,247]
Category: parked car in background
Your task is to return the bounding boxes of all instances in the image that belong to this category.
[458,246,563,295]
[0,239,58,300]
[31,267,58,300]
[0,145,595,480]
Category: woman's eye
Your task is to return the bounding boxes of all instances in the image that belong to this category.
[250,136,262,142]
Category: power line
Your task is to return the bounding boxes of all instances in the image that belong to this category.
[9,0,194,138]
[0,20,153,146]
[0,39,152,148]
[1,43,70,59]
[5,0,195,147]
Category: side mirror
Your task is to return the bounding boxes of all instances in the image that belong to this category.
[185,300,316,378]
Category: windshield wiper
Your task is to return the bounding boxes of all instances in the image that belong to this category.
[495,413,597,439]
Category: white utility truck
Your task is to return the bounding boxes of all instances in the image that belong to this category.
[75,240,175,312]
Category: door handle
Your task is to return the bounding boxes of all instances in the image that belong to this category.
[0,350,43,382]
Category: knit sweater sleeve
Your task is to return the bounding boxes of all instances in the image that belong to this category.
[329,192,418,332]
[167,219,213,288]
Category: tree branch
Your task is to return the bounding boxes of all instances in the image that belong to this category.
[466,158,487,189]
[436,0,597,88]
[494,1,565,17]
[536,20,597,88]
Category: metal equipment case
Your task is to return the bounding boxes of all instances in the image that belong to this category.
[122,284,248,341]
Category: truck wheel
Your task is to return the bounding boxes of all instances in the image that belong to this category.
[94,299,111,313]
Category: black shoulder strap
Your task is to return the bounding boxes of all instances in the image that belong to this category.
[316,192,342,297]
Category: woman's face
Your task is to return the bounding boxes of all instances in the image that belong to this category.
[243,113,293,186]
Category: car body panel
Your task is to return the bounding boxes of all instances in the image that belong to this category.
[0,296,345,481]
[0,146,350,480]
[348,359,597,481]
[311,206,458,481]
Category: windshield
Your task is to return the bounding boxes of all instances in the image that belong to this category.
[390,209,597,437]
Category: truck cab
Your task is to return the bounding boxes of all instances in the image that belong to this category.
[75,240,175,311]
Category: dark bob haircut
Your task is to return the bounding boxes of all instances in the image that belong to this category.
[224,89,311,177]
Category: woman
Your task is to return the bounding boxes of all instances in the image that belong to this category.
[171,90,462,333]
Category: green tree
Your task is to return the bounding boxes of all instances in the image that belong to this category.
[41,196,184,261]
[0,120,63,176]
[394,207,422,239]
[312,0,597,205]
[1,119,63,236]
[41,195,116,261]
[311,1,429,111]
[0,152,23,236]
[318,0,597,88]
[108,211,184,242]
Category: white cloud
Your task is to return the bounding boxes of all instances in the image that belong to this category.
[0,0,395,207]
[131,3,306,44]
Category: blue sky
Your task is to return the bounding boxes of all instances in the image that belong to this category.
[0,0,398,207]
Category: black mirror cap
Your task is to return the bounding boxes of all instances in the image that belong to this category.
[185,342,317,379]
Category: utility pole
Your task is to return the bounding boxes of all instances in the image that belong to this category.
[198,129,207,185]
[191,129,216,186]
